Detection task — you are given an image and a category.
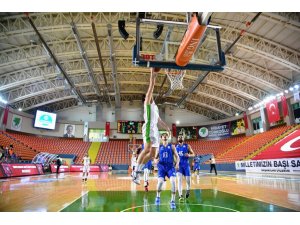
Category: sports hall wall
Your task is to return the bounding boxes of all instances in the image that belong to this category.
[1,94,298,139]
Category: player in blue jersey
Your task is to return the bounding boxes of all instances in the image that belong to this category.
[154,132,179,209]
[176,135,195,201]
[193,154,201,175]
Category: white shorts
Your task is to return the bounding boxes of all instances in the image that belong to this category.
[142,124,160,148]
[82,165,90,173]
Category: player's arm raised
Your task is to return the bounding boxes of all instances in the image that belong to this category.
[172,145,180,170]
[158,117,171,137]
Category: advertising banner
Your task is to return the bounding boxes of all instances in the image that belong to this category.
[70,165,101,172]
[230,119,246,135]
[235,158,300,175]
[11,114,22,131]
[100,165,109,172]
[198,122,230,139]
[176,126,198,139]
[0,163,43,177]
[50,165,70,173]
[0,166,5,178]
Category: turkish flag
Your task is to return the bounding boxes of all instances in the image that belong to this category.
[172,124,177,137]
[281,95,288,117]
[253,130,300,160]
[243,112,248,129]
[105,122,110,136]
[266,99,280,123]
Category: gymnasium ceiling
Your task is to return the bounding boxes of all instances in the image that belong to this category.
[0,12,299,120]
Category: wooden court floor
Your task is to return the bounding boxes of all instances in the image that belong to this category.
[0,171,299,212]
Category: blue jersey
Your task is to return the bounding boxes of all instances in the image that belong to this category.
[194,156,200,165]
[176,143,189,165]
[158,143,174,165]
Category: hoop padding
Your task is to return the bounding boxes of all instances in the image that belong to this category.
[165,69,186,90]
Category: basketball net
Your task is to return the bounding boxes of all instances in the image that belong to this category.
[165,69,186,90]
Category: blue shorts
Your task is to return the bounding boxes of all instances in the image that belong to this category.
[157,163,176,179]
[177,164,191,177]
[143,160,152,170]
[193,164,200,171]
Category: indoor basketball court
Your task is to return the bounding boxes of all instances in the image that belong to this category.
[0,9,300,220]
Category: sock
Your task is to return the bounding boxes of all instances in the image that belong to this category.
[157,177,164,197]
[171,193,176,202]
[144,169,149,186]
[170,176,176,201]
[186,176,191,191]
[177,173,183,196]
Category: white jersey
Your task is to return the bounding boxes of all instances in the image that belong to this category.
[143,101,159,128]
[83,156,91,166]
[142,101,160,148]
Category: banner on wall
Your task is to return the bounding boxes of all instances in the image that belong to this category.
[198,122,230,139]
[11,114,22,131]
[172,124,177,137]
[2,106,9,125]
[266,98,280,123]
[83,122,89,142]
[281,95,288,117]
[63,124,75,138]
[176,126,198,139]
[230,118,246,135]
[105,122,110,136]
[235,158,300,175]
[243,112,248,129]
[88,129,107,142]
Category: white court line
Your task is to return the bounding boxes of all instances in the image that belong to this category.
[120,203,239,212]
[58,190,89,212]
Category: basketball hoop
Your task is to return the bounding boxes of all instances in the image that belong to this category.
[165,69,186,90]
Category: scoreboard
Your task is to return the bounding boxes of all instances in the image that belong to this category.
[117,120,144,134]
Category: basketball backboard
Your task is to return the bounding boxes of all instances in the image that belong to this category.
[132,14,226,71]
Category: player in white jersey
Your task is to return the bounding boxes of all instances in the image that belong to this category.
[82,153,91,182]
[132,68,171,185]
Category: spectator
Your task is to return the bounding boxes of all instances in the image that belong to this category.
[11,152,17,163]
[0,145,4,161]
[4,146,10,161]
